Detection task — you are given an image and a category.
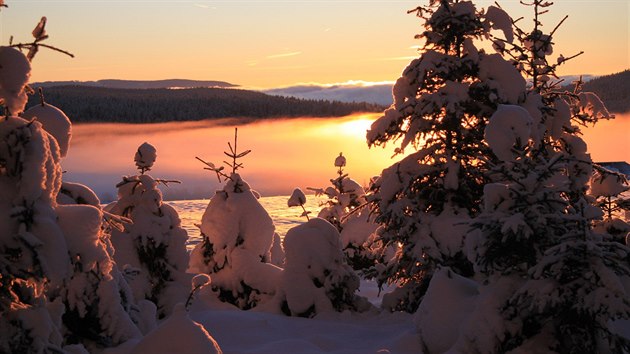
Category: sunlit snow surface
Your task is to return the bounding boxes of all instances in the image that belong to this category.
[167,195,327,251]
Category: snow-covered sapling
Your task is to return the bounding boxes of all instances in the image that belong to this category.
[108,142,190,319]
[189,128,281,310]
[590,165,630,243]
[308,153,377,271]
[308,152,366,230]
[280,218,370,317]
[288,187,310,220]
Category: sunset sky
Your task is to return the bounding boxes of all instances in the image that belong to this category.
[1,0,627,88]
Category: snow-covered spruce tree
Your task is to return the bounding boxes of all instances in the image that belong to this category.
[24,88,150,336]
[0,13,141,353]
[458,2,630,352]
[365,0,523,312]
[107,142,190,319]
[189,128,281,310]
[471,157,630,352]
[308,153,377,271]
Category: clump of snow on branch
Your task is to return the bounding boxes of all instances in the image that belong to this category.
[134,141,157,173]
[287,187,310,220]
[478,54,526,104]
[287,188,306,207]
[591,169,629,198]
[0,46,30,115]
[484,5,514,43]
[577,91,613,120]
[22,99,72,158]
[484,104,533,161]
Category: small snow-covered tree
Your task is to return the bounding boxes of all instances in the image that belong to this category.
[308,153,377,271]
[590,166,630,243]
[365,0,523,312]
[107,142,190,318]
[189,129,281,310]
[0,12,141,352]
[308,153,366,229]
[280,217,370,317]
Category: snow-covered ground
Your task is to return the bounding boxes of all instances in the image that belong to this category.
[108,285,420,354]
[189,306,420,354]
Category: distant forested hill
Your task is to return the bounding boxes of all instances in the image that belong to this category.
[25,86,382,123]
[32,79,237,89]
[580,70,630,113]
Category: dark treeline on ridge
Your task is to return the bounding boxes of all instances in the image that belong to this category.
[26,86,383,123]
[32,79,238,90]
[580,70,630,114]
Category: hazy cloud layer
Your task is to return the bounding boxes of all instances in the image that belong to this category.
[262,75,596,106]
[263,82,394,106]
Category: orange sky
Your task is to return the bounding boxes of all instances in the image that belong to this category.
[0,0,628,88]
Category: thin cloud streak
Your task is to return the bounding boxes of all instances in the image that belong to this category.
[273,79,395,88]
[266,51,303,59]
[377,56,418,61]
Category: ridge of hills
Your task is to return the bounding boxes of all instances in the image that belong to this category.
[32,79,237,90]
[26,85,382,123]
[27,70,630,124]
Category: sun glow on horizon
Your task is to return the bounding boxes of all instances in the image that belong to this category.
[337,117,375,138]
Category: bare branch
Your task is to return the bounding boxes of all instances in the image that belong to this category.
[155,179,182,186]
[549,15,568,37]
